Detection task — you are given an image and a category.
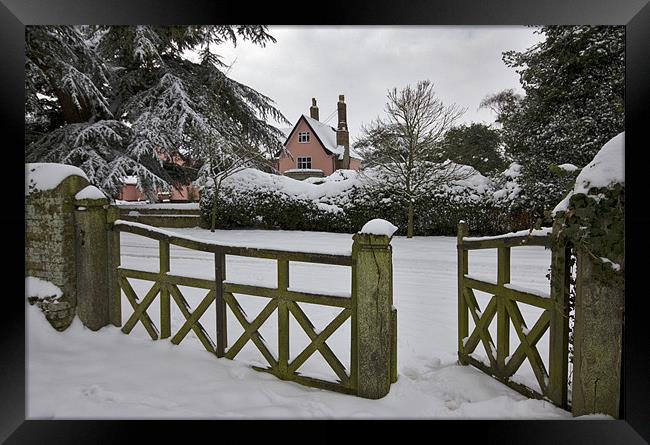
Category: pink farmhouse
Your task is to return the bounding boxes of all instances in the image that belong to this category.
[276,95,363,180]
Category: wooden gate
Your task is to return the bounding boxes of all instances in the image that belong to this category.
[109,220,397,398]
[457,222,570,409]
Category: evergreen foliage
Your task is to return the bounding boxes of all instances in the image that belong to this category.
[440,123,507,176]
[25,25,288,200]
[484,26,624,218]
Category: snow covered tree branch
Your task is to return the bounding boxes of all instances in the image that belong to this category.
[25,25,288,200]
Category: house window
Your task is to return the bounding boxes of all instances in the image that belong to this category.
[297,157,312,169]
[298,132,310,143]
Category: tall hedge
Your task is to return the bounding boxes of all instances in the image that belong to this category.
[199,172,532,236]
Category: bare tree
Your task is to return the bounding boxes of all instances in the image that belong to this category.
[356,80,468,238]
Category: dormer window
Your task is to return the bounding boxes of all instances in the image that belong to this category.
[298,132,310,143]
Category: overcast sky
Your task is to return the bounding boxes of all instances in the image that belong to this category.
[210,26,544,142]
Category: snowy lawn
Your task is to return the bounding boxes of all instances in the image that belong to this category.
[27,228,573,419]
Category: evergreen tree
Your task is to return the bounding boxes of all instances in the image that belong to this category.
[483,25,624,216]
[440,123,506,176]
[25,25,288,200]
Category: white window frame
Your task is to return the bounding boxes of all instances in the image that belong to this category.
[297,157,312,169]
[298,132,310,143]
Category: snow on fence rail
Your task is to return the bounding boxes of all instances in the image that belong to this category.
[456,221,570,409]
[110,218,397,399]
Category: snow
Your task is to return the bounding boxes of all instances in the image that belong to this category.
[26,276,63,300]
[284,168,324,173]
[464,227,552,242]
[26,163,88,197]
[75,185,106,201]
[573,132,624,195]
[299,115,364,160]
[552,132,625,215]
[114,220,353,256]
[122,175,138,185]
[504,283,550,299]
[557,163,579,172]
[27,227,573,419]
[600,257,621,272]
[360,219,398,237]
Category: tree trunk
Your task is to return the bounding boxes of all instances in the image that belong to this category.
[407,200,414,238]
[54,88,93,124]
[210,180,221,232]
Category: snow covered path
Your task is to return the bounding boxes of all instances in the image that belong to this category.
[27,228,571,419]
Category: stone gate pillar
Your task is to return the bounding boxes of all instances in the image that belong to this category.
[74,186,111,331]
[26,164,89,330]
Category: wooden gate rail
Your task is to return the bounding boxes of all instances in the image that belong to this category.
[111,220,397,398]
[457,222,570,409]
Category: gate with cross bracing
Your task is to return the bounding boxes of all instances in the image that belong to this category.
[456,221,571,409]
[109,219,398,399]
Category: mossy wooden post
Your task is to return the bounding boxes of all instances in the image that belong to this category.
[107,206,122,327]
[496,246,511,373]
[74,192,110,331]
[277,258,290,379]
[457,221,469,365]
[548,220,570,409]
[352,232,394,399]
[159,239,171,339]
[572,247,624,418]
[214,248,227,357]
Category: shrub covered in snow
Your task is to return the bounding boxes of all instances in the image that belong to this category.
[199,165,538,236]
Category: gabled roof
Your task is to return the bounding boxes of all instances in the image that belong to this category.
[282,114,363,161]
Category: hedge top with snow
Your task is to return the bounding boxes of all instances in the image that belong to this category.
[552,132,624,215]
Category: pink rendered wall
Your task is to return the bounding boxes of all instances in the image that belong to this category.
[170,185,200,201]
[278,119,336,175]
[349,158,362,171]
[119,184,146,201]
[118,184,200,202]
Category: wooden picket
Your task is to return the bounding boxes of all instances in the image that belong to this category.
[457,222,570,409]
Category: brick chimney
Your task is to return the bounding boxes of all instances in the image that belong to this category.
[336,94,350,169]
[310,98,319,120]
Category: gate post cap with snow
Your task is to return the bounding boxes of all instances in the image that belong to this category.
[353,218,398,245]
[351,219,398,399]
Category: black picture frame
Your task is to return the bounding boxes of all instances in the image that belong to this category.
[3,1,649,443]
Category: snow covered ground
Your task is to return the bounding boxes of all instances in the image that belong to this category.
[27,228,573,419]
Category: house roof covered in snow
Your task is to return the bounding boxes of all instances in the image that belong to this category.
[282,114,363,161]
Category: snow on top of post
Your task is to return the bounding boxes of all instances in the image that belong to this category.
[552,132,624,215]
[359,219,398,237]
[26,276,63,300]
[26,163,88,197]
[75,185,107,201]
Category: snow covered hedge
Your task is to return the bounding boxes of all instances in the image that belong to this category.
[199,165,534,236]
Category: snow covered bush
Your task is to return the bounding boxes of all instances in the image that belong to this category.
[199,165,534,236]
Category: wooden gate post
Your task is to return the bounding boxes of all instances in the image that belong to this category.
[572,246,624,418]
[352,230,395,399]
[74,186,111,331]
